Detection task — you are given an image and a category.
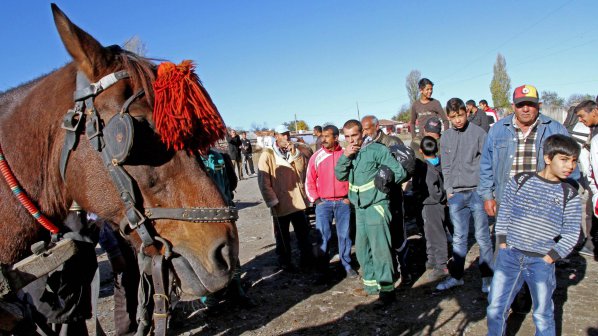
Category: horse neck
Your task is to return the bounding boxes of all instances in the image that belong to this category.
[0,65,75,222]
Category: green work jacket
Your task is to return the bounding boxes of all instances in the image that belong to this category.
[334,142,406,209]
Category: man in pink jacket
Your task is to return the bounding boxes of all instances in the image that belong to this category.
[306,125,357,282]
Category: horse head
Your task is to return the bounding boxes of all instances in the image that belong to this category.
[0,4,238,298]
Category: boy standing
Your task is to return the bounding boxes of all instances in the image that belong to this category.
[412,136,449,280]
[486,134,581,335]
[437,98,494,292]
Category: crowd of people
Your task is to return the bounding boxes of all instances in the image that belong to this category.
[221,79,598,335]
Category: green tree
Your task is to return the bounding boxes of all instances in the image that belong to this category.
[405,70,421,105]
[490,53,511,111]
[284,120,309,132]
[541,91,564,108]
[392,104,411,123]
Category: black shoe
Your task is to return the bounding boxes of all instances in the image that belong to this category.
[399,273,414,287]
[279,262,298,273]
[373,291,395,310]
[231,294,258,309]
[345,269,359,279]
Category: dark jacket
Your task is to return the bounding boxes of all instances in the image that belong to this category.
[240,138,252,155]
[413,158,446,205]
[375,130,404,147]
[478,113,579,203]
[227,135,242,161]
[440,121,486,195]
[468,109,490,133]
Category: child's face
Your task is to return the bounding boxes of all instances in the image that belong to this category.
[420,84,433,99]
[447,109,468,129]
[544,153,577,180]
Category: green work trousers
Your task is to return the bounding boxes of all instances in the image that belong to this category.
[355,202,396,294]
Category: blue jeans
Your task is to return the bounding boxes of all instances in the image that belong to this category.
[487,247,556,336]
[447,189,494,279]
[315,199,352,271]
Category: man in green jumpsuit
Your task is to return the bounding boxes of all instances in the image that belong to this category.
[335,119,406,304]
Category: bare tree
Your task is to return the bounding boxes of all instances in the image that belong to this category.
[541,91,564,108]
[123,35,147,56]
[405,70,421,105]
[566,93,594,107]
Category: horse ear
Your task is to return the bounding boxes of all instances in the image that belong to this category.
[51,3,110,79]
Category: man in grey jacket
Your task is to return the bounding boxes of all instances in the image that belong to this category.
[436,98,494,292]
[466,99,490,133]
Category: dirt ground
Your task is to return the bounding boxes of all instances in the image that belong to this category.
[92,174,598,336]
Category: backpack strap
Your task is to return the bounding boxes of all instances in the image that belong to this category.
[515,172,578,210]
[513,172,535,192]
[560,180,578,208]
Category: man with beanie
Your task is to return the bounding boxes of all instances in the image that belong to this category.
[412,116,443,160]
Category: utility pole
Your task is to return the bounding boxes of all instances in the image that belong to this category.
[356,102,361,120]
[294,113,298,132]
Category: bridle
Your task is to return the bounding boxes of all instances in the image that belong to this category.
[61,70,238,246]
[59,69,238,334]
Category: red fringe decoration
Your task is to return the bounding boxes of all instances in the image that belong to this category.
[152,60,226,151]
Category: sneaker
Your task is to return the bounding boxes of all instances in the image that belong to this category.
[578,246,596,258]
[435,276,464,291]
[346,269,359,279]
[482,276,492,294]
[427,268,448,281]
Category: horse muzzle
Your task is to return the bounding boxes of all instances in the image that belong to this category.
[170,239,238,298]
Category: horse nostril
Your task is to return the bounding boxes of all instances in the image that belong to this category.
[211,240,232,272]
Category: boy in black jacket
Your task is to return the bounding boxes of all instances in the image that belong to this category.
[413,136,449,281]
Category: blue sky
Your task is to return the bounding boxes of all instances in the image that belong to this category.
[1,1,597,130]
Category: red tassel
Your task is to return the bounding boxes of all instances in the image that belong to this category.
[152,60,226,151]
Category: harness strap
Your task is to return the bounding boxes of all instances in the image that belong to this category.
[145,207,239,222]
[152,255,170,336]
[73,70,129,101]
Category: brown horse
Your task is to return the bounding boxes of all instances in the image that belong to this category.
[0,4,238,299]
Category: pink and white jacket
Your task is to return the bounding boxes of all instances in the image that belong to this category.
[305,144,349,203]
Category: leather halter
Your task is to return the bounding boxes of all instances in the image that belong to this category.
[59,70,239,247]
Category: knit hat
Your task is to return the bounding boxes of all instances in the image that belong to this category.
[424,117,442,134]
[513,84,539,105]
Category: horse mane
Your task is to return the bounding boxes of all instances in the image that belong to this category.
[113,48,157,109]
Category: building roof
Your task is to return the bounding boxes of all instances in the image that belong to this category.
[378,119,399,126]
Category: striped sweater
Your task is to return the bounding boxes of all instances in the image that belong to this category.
[496,173,581,261]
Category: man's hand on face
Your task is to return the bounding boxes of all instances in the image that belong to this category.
[344,143,360,157]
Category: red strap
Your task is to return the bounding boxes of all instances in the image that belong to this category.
[0,144,59,234]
